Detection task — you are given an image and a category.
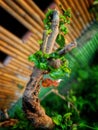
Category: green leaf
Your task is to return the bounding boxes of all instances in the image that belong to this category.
[78,70,89,79]
[72,124,78,130]
[49,52,59,59]
[35,50,43,56]
[28,54,39,65]
[46,29,52,35]
[38,40,43,45]
[38,62,48,70]
[63,112,72,119]
[60,25,68,34]
[49,69,65,79]
[64,9,71,18]
[52,115,63,126]
[28,54,36,62]
[60,14,66,22]
[43,53,50,58]
[56,34,65,48]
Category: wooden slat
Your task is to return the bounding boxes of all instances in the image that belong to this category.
[71,0,89,28]
[15,0,44,26]
[85,0,95,19]
[0,83,20,91]
[4,0,43,32]
[9,57,33,70]
[0,26,34,54]
[0,77,26,87]
[0,72,27,83]
[1,65,30,77]
[9,60,32,73]
[60,0,82,35]
[6,63,31,76]
[0,1,42,38]
[79,0,92,22]
[0,42,33,67]
[26,0,45,19]
[0,79,20,87]
[0,36,28,59]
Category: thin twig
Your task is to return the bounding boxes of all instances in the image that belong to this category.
[58,41,77,56]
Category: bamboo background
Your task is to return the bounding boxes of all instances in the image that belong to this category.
[0,0,94,111]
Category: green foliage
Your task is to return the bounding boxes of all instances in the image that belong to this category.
[56,34,65,48]
[38,40,43,45]
[43,9,53,30]
[41,65,98,130]
[89,0,98,20]
[6,108,34,130]
[43,8,71,48]
[28,50,71,79]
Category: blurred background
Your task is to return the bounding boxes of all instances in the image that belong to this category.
[0,0,98,129]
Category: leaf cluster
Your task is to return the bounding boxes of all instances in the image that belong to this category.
[43,8,71,48]
[28,51,71,79]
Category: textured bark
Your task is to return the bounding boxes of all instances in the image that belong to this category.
[23,67,54,129]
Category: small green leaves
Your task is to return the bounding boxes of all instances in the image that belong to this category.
[28,54,37,62]
[49,52,59,59]
[35,50,43,56]
[64,8,71,18]
[63,112,72,119]
[49,69,65,79]
[56,34,65,48]
[38,40,43,45]
[43,9,53,30]
[38,62,48,70]
[52,115,63,125]
[60,24,68,34]
[28,54,38,66]
[46,29,52,35]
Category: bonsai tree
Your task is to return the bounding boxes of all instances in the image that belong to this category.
[22,8,76,129]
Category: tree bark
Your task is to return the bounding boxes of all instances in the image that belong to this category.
[23,67,54,129]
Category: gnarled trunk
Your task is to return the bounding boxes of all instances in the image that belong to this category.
[22,67,54,129]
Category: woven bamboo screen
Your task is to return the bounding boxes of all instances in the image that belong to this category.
[0,0,94,110]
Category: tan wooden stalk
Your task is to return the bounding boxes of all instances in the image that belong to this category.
[71,0,89,25]
[85,0,94,19]
[0,76,25,86]
[0,1,42,38]
[0,43,33,67]
[26,0,45,19]
[10,58,33,71]
[80,0,92,22]
[15,0,43,27]
[0,38,28,59]
[4,0,43,32]
[0,26,33,55]
[8,61,32,75]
